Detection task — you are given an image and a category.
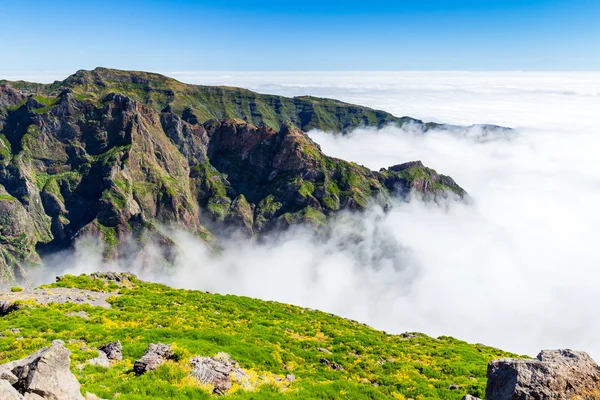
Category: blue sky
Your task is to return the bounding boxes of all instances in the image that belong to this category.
[1,0,598,76]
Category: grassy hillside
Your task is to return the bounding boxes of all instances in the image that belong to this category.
[0,273,519,399]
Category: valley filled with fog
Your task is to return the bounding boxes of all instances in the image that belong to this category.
[47,71,600,359]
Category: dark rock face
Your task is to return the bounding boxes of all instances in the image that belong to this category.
[389,161,425,172]
[320,358,343,370]
[0,340,84,399]
[486,349,600,400]
[98,341,123,361]
[134,343,175,374]
[0,85,24,109]
[0,70,469,281]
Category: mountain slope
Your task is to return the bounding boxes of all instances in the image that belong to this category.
[0,273,519,399]
[0,67,506,134]
[0,70,466,281]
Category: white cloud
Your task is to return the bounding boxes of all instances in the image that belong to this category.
[41,72,600,360]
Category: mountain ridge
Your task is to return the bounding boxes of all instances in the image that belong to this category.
[0,67,510,134]
[1,68,467,282]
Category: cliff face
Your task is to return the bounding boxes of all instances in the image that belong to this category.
[0,69,466,281]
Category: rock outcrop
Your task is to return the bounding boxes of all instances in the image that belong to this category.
[0,287,117,309]
[0,340,84,399]
[133,343,174,374]
[87,351,110,368]
[98,341,123,361]
[486,349,600,400]
[189,352,246,395]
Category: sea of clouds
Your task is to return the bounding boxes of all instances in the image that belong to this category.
[38,71,600,359]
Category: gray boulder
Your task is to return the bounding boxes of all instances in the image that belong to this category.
[87,351,110,368]
[0,379,23,400]
[486,349,600,400]
[133,343,174,374]
[0,340,84,400]
[189,352,246,395]
[98,341,122,361]
[461,396,482,400]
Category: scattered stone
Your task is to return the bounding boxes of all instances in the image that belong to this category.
[190,352,246,395]
[286,374,296,382]
[98,341,123,361]
[89,272,136,288]
[156,324,164,329]
[133,343,174,374]
[0,340,84,399]
[0,301,21,316]
[400,332,419,339]
[9,328,20,334]
[461,395,482,400]
[317,347,332,354]
[67,311,90,319]
[486,349,600,400]
[320,358,343,370]
[377,356,393,365]
[447,384,459,390]
[87,351,110,368]
[0,288,117,309]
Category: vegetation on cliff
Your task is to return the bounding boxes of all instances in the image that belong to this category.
[0,69,467,281]
[2,67,434,134]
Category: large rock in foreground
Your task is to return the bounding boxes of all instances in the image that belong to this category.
[0,340,84,399]
[486,349,600,400]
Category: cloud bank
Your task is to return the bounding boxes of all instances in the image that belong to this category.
[38,72,600,360]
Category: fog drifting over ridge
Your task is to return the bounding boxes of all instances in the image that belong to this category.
[42,72,600,360]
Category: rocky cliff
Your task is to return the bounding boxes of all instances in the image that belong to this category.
[0,69,466,281]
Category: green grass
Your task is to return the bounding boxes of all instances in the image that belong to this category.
[32,95,60,114]
[97,222,119,254]
[0,193,17,201]
[298,180,315,197]
[0,274,519,399]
